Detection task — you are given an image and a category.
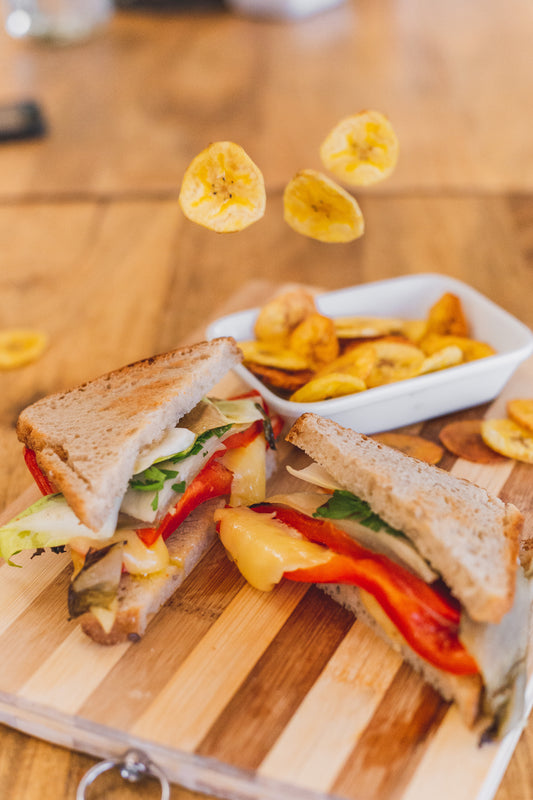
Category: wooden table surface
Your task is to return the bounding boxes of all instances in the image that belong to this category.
[0,1,532,798]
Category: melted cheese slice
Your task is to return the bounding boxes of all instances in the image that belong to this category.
[220,432,267,507]
[214,506,333,591]
[70,529,170,576]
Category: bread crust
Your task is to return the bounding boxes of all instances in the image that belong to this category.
[78,498,223,645]
[286,413,523,624]
[17,338,241,532]
[320,583,484,728]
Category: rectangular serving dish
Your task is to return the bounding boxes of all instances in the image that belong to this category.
[207,273,533,433]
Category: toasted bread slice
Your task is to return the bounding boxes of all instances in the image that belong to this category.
[79,498,223,645]
[286,413,523,624]
[321,583,484,727]
[17,338,241,534]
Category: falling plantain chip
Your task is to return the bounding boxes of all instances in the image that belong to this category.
[481,418,533,464]
[179,141,266,233]
[283,169,364,243]
[0,329,48,369]
[507,398,533,434]
[319,110,399,187]
[290,372,366,403]
[439,419,508,464]
[372,432,444,465]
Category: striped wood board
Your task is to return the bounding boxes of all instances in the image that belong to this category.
[0,286,532,800]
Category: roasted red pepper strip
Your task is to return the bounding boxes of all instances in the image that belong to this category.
[136,458,234,546]
[251,503,479,676]
[23,447,56,495]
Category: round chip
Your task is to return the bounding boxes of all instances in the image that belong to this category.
[319,110,399,187]
[245,362,314,394]
[0,329,48,369]
[315,344,376,382]
[283,169,364,243]
[290,373,366,403]
[365,341,425,388]
[439,419,507,464]
[507,398,533,434]
[254,289,317,343]
[372,432,443,465]
[426,293,470,337]
[334,316,406,339]
[419,345,464,375]
[420,333,495,362]
[481,418,533,464]
[179,141,266,233]
[289,313,339,369]
[239,341,310,371]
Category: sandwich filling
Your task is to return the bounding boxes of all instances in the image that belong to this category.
[0,392,281,631]
[214,460,530,738]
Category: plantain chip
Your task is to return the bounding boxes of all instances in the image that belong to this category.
[179,141,266,233]
[334,316,407,339]
[372,432,443,464]
[418,345,464,375]
[289,312,339,369]
[0,329,48,369]
[426,293,470,337]
[315,343,376,382]
[283,169,364,243]
[245,362,314,394]
[481,418,533,464]
[364,341,425,388]
[239,340,310,370]
[290,373,366,403]
[507,398,533,434]
[419,333,495,362]
[253,288,317,344]
[319,110,399,187]
[439,419,508,464]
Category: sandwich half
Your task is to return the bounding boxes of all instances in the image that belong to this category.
[0,337,281,644]
[214,412,530,741]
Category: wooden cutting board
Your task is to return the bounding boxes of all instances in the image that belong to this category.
[0,282,532,800]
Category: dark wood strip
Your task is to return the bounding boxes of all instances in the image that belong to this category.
[332,663,448,800]
[196,587,354,770]
[80,543,244,729]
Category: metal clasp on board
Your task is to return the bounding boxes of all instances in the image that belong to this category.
[76,748,171,799]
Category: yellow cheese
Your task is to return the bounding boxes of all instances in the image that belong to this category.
[220,432,267,506]
[70,529,170,576]
[214,506,333,591]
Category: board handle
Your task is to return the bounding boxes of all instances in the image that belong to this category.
[76,748,171,799]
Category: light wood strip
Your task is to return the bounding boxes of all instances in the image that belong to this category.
[196,586,355,769]
[399,705,501,800]
[258,622,402,792]
[131,580,308,751]
[0,551,68,638]
[19,628,129,713]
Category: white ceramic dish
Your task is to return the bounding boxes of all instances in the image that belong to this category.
[206,273,533,433]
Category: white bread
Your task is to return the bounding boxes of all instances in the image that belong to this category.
[286,413,523,625]
[321,583,483,727]
[17,338,241,533]
[79,498,223,645]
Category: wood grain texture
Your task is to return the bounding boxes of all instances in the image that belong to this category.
[0,0,533,798]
